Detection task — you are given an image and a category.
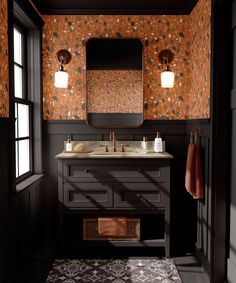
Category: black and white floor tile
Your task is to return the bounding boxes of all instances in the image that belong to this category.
[46,258,182,283]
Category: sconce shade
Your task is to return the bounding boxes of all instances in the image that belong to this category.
[158,49,175,88]
[161,71,175,88]
[54,70,69,88]
[54,49,72,88]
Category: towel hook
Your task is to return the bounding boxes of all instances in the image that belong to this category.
[190,131,194,144]
[192,127,201,145]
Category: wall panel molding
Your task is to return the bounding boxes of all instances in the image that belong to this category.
[231,90,236,109]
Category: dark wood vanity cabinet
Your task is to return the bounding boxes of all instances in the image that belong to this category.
[57,158,171,256]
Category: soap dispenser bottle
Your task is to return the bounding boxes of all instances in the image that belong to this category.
[141,136,148,153]
[154,132,163,153]
[65,139,72,152]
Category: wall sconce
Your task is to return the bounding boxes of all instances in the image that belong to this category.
[54,49,72,88]
[158,49,175,88]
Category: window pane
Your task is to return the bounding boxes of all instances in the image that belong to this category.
[19,139,30,176]
[14,28,22,65]
[14,65,23,98]
[15,142,19,178]
[15,103,18,138]
[18,103,29,138]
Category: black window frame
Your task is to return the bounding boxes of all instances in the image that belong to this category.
[13,20,33,183]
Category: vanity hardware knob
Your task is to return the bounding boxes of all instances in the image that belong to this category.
[85,194,89,199]
[121,144,130,152]
[138,194,143,199]
[100,144,109,152]
[138,169,143,173]
[84,169,89,173]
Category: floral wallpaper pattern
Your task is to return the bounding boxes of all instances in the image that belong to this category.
[42,0,211,120]
[0,0,9,118]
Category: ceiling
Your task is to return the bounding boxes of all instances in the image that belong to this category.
[31,0,198,15]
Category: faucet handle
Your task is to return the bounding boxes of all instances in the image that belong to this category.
[100,144,109,152]
[121,144,130,152]
[109,131,115,141]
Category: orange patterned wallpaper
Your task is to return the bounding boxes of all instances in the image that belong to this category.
[0,0,9,118]
[42,0,211,120]
[87,70,143,113]
[42,15,190,120]
[188,0,211,118]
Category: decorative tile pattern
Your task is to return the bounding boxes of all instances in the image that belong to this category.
[46,258,183,283]
[188,0,211,119]
[42,1,211,120]
[0,0,9,117]
[87,70,143,113]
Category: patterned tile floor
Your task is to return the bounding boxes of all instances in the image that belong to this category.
[7,246,209,283]
[46,258,182,283]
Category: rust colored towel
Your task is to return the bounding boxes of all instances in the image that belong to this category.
[98,217,127,237]
[185,144,204,199]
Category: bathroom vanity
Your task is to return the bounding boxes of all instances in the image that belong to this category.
[56,142,173,256]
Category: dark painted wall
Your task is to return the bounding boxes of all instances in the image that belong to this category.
[186,120,211,276]
[42,119,211,257]
[227,1,236,281]
[1,106,45,272]
[0,121,14,282]
[0,119,44,283]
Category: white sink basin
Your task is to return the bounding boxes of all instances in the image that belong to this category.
[89,151,138,156]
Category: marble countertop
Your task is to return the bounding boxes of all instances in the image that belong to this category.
[55,141,173,159]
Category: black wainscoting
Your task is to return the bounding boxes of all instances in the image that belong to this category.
[227,1,236,281]
[42,119,211,258]
[0,120,15,283]
[0,119,44,283]
[186,119,211,277]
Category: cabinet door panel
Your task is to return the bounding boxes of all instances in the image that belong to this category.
[64,183,113,209]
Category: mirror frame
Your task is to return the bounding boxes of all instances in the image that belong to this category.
[85,37,144,128]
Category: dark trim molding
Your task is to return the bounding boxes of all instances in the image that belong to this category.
[210,0,232,282]
[185,0,198,14]
[38,9,195,15]
[43,119,210,135]
[195,245,210,280]
[8,0,14,120]
[231,90,236,109]
[31,0,198,15]
[14,0,44,28]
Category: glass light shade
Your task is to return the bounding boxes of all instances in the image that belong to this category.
[161,71,175,88]
[54,71,69,88]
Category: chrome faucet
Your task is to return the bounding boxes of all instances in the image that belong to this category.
[110,131,117,152]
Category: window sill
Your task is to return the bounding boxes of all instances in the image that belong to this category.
[16,174,44,193]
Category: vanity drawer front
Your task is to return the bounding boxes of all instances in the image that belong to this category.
[62,160,167,182]
[64,183,113,208]
[108,165,165,181]
[63,163,108,180]
[115,183,166,209]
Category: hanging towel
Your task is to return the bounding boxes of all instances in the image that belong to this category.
[185,132,204,199]
[98,217,127,237]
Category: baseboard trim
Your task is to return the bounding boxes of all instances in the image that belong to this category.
[227,258,236,283]
[195,245,210,281]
